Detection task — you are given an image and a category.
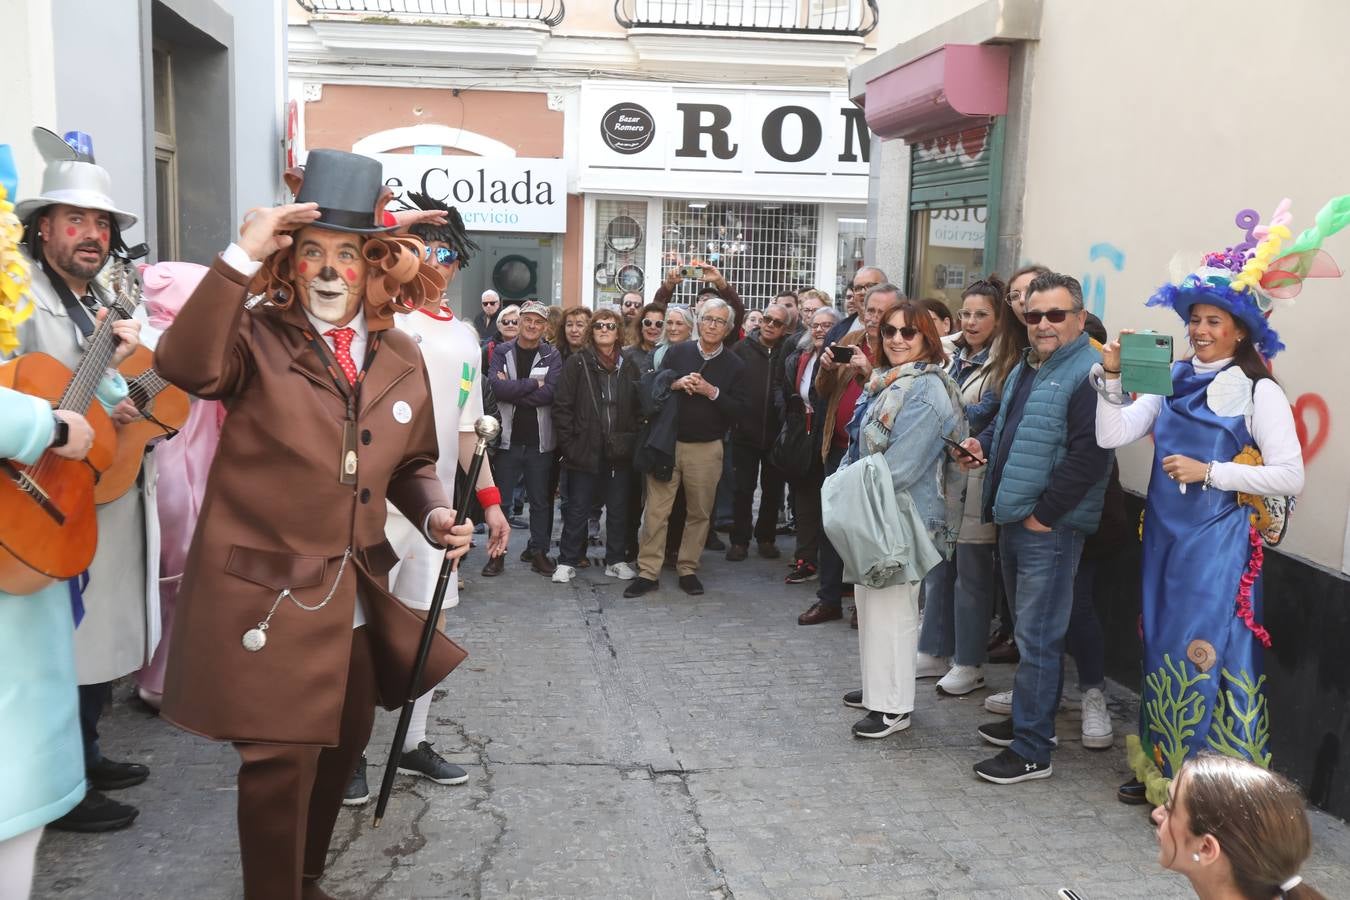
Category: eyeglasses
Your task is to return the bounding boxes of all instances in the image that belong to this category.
[762,316,786,327]
[1023,309,1079,325]
[642,318,664,328]
[851,282,880,293]
[1006,289,1024,304]
[810,320,833,330]
[701,316,729,327]
[592,321,619,332]
[958,309,993,321]
[881,324,920,340]
[424,246,459,266]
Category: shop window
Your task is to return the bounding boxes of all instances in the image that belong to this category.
[594,198,649,307]
[835,216,866,301]
[152,42,179,262]
[660,200,818,308]
[908,207,987,308]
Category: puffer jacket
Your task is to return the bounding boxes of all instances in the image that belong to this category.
[552,348,640,474]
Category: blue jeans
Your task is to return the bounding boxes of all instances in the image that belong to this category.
[917,542,997,666]
[1000,522,1084,765]
[493,443,555,555]
[1061,558,1105,693]
[815,445,848,608]
[559,463,630,566]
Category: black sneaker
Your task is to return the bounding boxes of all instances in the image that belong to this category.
[842,689,865,709]
[678,574,705,595]
[852,710,910,738]
[508,516,527,530]
[973,747,1052,784]
[978,718,1057,748]
[623,577,659,598]
[398,741,468,786]
[704,532,726,551]
[49,790,139,832]
[785,560,818,584]
[87,756,149,791]
[344,756,370,807]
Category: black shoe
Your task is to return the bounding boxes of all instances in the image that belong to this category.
[87,756,149,791]
[785,560,818,584]
[530,551,557,576]
[977,718,1057,748]
[852,710,910,738]
[398,741,468,786]
[624,577,659,598]
[678,574,704,595]
[519,547,534,563]
[49,790,138,833]
[973,747,1052,784]
[725,544,748,562]
[508,516,527,530]
[1117,777,1150,805]
[704,532,726,551]
[344,756,370,807]
[842,689,865,709]
[481,556,504,577]
[756,541,781,560]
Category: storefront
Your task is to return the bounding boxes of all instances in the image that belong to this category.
[577,83,872,309]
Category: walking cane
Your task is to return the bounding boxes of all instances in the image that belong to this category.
[372,414,499,828]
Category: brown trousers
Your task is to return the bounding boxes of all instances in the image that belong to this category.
[637,439,723,579]
[234,627,377,900]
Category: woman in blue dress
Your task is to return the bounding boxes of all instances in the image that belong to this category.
[1090,197,1350,806]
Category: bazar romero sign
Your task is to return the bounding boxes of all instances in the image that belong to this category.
[374,154,566,233]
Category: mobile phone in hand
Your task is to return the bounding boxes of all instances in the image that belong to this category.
[679,265,705,279]
[830,344,855,364]
[943,436,983,465]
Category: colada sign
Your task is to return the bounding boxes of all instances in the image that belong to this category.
[374,154,566,233]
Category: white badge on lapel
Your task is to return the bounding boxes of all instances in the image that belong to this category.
[392,400,413,424]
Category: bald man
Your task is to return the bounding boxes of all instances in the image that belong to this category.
[473,289,501,339]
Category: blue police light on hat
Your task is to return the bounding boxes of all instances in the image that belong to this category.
[63,131,95,162]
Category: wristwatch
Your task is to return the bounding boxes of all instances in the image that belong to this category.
[50,414,70,449]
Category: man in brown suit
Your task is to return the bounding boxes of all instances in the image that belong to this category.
[154,150,472,900]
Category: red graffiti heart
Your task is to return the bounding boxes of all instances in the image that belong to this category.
[1292,393,1329,465]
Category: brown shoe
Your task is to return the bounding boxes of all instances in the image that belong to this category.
[725,544,749,562]
[849,606,858,629]
[988,635,1020,664]
[480,556,504,577]
[757,540,782,559]
[797,601,842,626]
[530,551,557,576]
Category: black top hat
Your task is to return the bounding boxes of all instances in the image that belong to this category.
[295,149,396,235]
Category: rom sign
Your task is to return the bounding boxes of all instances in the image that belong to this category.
[374,154,567,233]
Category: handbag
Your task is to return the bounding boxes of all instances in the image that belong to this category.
[769,395,813,480]
[586,361,636,462]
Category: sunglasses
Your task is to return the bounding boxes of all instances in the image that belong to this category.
[592,321,619,331]
[482,299,499,307]
[423,246,459,266]
[642,318,664,328]
[881,324,920,340]
[623,299,643,308]
[499,318,520,327]
[1023,309,1078,325]
[762,316,786,327]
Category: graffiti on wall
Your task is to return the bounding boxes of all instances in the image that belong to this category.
[1082,242,1126,318]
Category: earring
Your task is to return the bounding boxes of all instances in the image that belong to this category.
[1192,853,1201,863]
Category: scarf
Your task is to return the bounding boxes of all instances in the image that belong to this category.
[593,344,620,372]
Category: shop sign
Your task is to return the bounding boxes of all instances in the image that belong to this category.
[374,154,567,233]
[578,84,870,202]
[927,208,986,249]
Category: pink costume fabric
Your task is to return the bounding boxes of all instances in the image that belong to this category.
[134,262,223,705]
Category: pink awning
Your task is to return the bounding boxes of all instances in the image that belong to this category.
[863,43,1010,142]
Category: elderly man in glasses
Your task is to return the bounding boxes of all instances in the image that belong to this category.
[625,298,747,598]
[473,289,501,340]
[726,302,791,562]
[956,272,1113,786]
[824,266,887,346]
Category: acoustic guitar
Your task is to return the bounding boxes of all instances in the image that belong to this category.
[0,286,136,594]
[93,344,189,504]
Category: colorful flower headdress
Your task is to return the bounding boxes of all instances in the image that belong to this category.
[0,146,34,355]
[1147,195,1350,359]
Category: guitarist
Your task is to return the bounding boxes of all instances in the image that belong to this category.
[11,144,153,834]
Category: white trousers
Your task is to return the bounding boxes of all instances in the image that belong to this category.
[856,581,919,716]
[0,827,42,900]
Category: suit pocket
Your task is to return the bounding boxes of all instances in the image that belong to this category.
[361,538,400,578]
[224,545,327,591]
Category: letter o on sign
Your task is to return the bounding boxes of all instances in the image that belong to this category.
[601,103,656,155]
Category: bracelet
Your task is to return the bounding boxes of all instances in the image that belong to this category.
[1202,462,1214,491]
[476,486,502,509]
[1102,367,1121,375]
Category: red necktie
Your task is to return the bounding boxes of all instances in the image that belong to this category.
[324,327,358,385]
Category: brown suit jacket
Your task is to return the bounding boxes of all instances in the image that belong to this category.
[154,257,462,746]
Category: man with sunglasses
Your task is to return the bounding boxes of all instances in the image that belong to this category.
[473,289,500,340]
[726,302,791,562]
[956,272,1113,785]
[824,266,887,347]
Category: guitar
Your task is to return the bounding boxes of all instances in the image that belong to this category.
[0,286,137,594]
[93,344,189,504]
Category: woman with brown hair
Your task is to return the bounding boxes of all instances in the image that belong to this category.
[623,302,665,375]
[1152,755,1324,899]
[560,306,592,360]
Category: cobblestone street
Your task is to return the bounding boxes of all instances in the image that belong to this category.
[34,540,1350,899]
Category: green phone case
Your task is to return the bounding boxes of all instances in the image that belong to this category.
[1120,331,1174,396]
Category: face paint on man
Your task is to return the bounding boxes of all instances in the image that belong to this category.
[292,227,367,325]
[40,204,113,284]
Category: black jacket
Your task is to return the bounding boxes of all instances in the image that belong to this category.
[553,348,640,474]
[731,329,786,449]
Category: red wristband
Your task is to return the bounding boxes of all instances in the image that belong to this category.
[476,486,502,509]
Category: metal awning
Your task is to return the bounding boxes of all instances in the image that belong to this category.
[862,43,1010,142]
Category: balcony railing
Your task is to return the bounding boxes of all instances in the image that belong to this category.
[296,0,565,27]
[615,0,877,36]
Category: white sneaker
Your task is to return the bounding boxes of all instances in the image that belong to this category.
[604,561,638,580]
[915,652,949,679]
[936,665,985,696]
[1081,687,1114,750]
[985,689,1013,715]
[551,564,576,584]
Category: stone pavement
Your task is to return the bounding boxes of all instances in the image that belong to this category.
[35,535,1350,899]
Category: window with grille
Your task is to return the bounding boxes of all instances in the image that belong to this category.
[593,198,650,308]
[660,200,818,309]
[633,0,795,28]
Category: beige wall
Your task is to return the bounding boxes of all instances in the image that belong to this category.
[1019,0,1350,571]
[872,0,984,48]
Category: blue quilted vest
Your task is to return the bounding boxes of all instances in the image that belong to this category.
[985,333,1110,534]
